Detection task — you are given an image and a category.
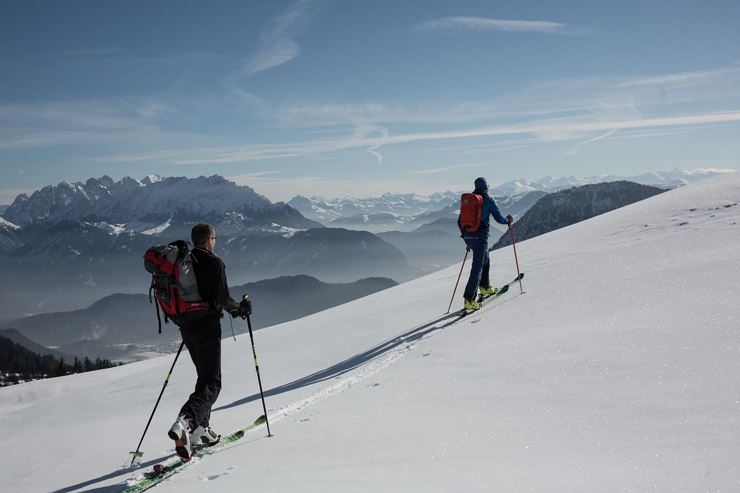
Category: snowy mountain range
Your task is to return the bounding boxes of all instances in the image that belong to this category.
[288,192,460,231]
[489,167,736,196]
[288,168,735,231]
[4,175,273,228]
[1,174,738,492]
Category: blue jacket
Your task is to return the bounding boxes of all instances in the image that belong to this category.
[481,193,509,228]
[458,192,508,237]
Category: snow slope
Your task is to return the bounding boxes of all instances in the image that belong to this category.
[1,175,739,493]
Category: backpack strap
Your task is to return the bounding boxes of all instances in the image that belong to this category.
[149,283,163,334]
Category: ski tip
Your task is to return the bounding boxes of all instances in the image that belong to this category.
[255,415,267,425]
[517,272,524,280]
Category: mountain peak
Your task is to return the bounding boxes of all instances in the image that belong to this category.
[141,174,161,185]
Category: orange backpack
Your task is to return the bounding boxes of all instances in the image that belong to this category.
[459,193,483,233]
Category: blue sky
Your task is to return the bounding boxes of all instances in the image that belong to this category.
[1,0,739,203]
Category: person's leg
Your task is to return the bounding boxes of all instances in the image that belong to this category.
[479,239,491,288]
[463,237,485,300]
[179,319,222,428]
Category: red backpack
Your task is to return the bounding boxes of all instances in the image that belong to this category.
[459,193,484,233]
[144,240,210,332]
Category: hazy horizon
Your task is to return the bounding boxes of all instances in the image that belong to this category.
[1,167,738,206]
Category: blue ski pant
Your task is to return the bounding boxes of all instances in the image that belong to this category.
[463,234,491,301]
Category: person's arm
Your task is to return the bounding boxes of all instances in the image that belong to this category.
[214,259,239,312]
[488,196,509,226]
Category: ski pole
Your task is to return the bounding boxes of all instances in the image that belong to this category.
[243,294,272,437]
[508,224,524,294]
[446,249,469,314]
[129,339,186,467]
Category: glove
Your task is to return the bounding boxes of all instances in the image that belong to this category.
[506,214,513,226]
[237,298,252,318]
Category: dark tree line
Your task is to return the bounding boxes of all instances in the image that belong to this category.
[0,335,120,385]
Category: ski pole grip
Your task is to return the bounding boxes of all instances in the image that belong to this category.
[242,294,249,301]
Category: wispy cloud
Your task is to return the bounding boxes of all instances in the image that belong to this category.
[246,0,314,75]
[362,125,388,165]
[97,110,740,165]
[0,100,176,150]
[395,163,487,176]
[276,64,740,132]
[565,128,618,156]
[0,131,101,150]
[60,48,128,58]
[614,65,740,88]
[416,16,566,34]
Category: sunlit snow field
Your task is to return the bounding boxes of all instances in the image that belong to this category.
[1,174,739,493]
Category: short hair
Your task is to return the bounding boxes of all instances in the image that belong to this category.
[191,223,215,247]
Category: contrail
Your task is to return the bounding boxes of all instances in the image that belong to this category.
[366,126,389,165]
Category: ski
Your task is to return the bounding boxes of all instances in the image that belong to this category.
[123,415,267,493]
[459,272,524,317]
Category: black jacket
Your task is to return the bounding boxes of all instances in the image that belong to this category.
[191,247,239,316]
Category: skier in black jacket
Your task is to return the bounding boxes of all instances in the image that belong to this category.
[168,223,251,461]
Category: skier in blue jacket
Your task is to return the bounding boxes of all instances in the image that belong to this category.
[458,177,513,311]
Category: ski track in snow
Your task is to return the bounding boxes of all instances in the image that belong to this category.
[129,314,448,486]
[261,290,521,427]
[266,321,438,426]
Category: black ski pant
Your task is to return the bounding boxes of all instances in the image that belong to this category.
[179,316,222,428]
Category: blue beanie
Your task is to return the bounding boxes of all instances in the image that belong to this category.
[474,177,488,192]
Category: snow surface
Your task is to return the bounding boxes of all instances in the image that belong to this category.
[1,175,739,492]
[0,216,20,230]
[140,219,172,236]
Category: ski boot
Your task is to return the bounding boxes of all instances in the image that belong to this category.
[192,425,221,447]
[168,414,194,461]
[478,286,498,297]
[463,298,481,312]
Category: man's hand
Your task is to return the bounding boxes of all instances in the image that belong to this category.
[238,298,252,318]
[506,214,514,226]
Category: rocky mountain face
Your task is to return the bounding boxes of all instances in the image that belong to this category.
[492,181,666,249]
[0,217,22,252]
[4,175,274,228]
[3,275,397,362]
